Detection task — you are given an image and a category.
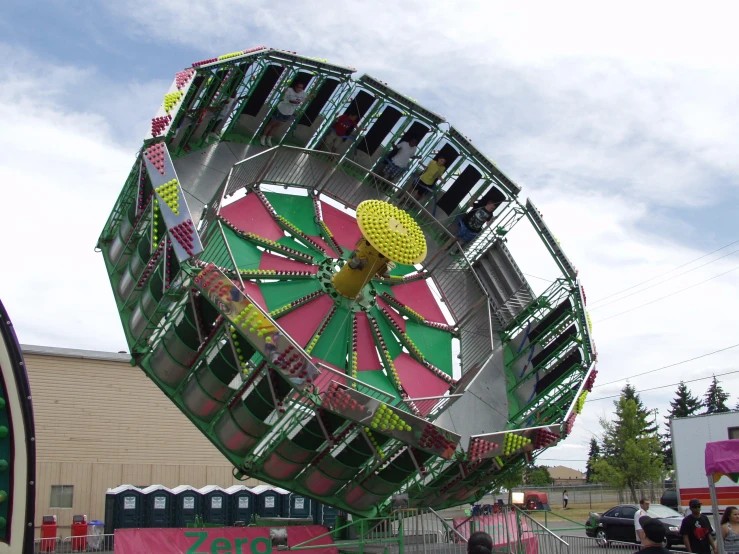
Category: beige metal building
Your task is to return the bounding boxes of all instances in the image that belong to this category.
[548,465,587,485]
[24,344,263,537]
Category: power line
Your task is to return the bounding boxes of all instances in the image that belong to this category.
[590,238,739,305]
[585,368,739,402]
[594,342,739,388]
[590,247,739,311]
[524,272,555,283]
[593,264,739,324]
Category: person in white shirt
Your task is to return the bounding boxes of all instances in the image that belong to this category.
[635,498,651,543]
[260,81,314,146]
[382,138,419,181]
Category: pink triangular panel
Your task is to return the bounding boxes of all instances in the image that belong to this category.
[377,298,406,332]
[274,294,334,347]
[393,352,449,398]
[259,251,318,274]
[391,280,447,323]
[320,201,362,250]
[354,312,383,371]
[312,357,348,392]
[307,235,339,257]
[241,281,267,311]
[220,195,284,241]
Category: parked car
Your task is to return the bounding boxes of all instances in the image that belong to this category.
[661,489,678,509]
[585,503,683,548]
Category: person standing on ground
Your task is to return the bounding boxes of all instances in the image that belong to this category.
[721,507,739,554]
[635,498,651,543]
[468,531,493,554]
[681,499,717,554]
[637,516,672,554]
[563,489,569,509]
[260,81,314,147]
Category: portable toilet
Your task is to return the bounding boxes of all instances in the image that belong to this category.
[142,485,175,528]
[252,485,285,518]
[226,485,254,525]
[172,485,202,527]
[200,485,229,526]
[314,502,341,529]
[288,493,313,519]
[104,485,144,534]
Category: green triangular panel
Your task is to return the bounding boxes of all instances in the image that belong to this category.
[259,280,322,313]
[389,263,416,277]
[372,282,394,298]
[311,306,352,368]
[370,307,403,360]
[264,192,320,236]
[405,321,453,376]
[357,370,401,402]
[218,226,264,270]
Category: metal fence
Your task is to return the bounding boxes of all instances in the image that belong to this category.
[34,533,114,553]
[562,535,684,554]
[513,485,670,507]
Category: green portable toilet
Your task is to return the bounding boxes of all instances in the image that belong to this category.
[200,486,229,526]
[142,485,175,528]
[104,485,144,534]
[172,485,202,527]
[226,485,254,525]
[288,493,313,519]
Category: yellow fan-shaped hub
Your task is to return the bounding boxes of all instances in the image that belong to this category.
[356,200,427,265]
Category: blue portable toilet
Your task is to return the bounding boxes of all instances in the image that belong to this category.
[104,485,144,534]
[252,485,286,518]
[226,485,254,525]
[288,493,313,519]
[199,486,229,526]
[171,485,202,527]
[142,485,175,528]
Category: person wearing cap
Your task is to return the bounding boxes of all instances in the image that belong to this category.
[680,499,717,554]
[638,515,671,554]
[635,498,651,543]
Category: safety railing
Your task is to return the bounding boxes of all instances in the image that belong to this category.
[34,533,114,553]
[562,535,684,554]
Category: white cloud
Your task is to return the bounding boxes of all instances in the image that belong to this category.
[2,3,738,472]
[0,47,163,351]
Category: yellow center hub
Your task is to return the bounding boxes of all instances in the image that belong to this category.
[356,200,427,265]
[332,201,428,299]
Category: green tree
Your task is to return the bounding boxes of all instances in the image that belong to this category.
[593,398,664,502]
[662,382,703,469]
[527,466,553,486]
[585,437,600,483]
[703,376,730,414]
[622,383,659,434]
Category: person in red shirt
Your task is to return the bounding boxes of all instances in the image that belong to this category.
[325,113,360,152]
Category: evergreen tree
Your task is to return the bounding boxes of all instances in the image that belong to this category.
[585,437,600,483]
[594,396,664,502]
[662,382,703,469]
[703,376,730,414]
[735,400,739,412]
[622,383,659,434]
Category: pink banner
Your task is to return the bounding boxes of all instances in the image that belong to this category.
[452,514,539,554]
[115,525,337,554]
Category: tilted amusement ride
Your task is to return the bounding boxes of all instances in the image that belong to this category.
[97,46,597,517]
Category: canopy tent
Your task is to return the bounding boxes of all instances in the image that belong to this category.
[705,440,739,554]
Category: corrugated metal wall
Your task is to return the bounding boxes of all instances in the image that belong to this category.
[26,352,262,535]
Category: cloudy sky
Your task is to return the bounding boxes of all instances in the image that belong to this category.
[1,1,738,471]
